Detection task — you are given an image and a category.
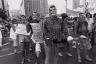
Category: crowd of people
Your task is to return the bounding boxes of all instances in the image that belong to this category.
[0,5,96,64]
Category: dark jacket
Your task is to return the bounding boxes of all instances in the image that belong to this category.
[43,15,67,41]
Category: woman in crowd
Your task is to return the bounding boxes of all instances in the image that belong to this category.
[75,13,92,62]
[86,12,93,31]
[15,15,32,64]
[86,12,94,45]
[10,19,18,53]
[30,12,45,64]
[91,13,96,45]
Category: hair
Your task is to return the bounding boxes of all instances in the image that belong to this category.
[73,17,79,21]
[33,11,38,14]
[93,13,96,18]
[49,5,56,8]
[86,12,92,18]
[32,11,40,17]
[61,13,68,21]
[12,19,17,22]
[79,13,84,16]
[29,16,32,20]
[79,13,86,19]
[0,8,7,20]
[12,19,17,24]
[19,15,26,19]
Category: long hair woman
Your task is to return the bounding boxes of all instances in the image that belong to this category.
[75,13,92,62]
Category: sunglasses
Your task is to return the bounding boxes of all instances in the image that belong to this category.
[49,8,56,12]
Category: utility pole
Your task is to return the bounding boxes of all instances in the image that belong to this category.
[86,2,88,13]
[1,0,5,11]
[85,0,88,13]
[85,0,89,13]
[65,0,67,13]
[84,0,86,13]
[28,1,30,17]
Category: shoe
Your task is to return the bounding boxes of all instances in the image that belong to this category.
[72,45,76,48]
[66,53,72,57]
[14,49,17,54]
[29,48,32,51]
[85,56,92,62]
[58,52,63,56]
[72,41,76,44]
[26,58,31,63]
[35,62,39,64]
[21,58,26,64]
[78,57,82,62]
[35,62,37,64]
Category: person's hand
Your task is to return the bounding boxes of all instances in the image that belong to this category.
[45,38,53,46]
[12,27,16,32]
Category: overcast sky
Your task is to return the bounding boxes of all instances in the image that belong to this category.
[8,0,66,9]
[7,0,67,13]
[8,0,22,10]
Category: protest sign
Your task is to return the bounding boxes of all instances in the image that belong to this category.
[31,23,43,43]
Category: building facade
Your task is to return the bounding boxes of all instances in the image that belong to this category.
[73,0,80,9]
[20,0,48,17]
[0,0,3,9]
[0,0,9,17]
[67,0,80,10]
[20,0,25,15]
[3,0,9,11]
[91,0,96,6]
[0,0,9,11]
[10,10,21,20]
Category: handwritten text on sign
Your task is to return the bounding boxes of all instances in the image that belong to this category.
[31,23,43,43]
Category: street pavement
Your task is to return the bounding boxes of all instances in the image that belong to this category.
[2,37,13,45]
[1,29,96,64]
[0,38,96,64]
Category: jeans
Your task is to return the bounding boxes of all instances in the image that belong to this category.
[44,40,59,64]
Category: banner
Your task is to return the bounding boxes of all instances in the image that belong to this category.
[15,24,30,35]
[30,23,43,43]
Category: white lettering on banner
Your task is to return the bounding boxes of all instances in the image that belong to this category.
[30,23,43,43]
